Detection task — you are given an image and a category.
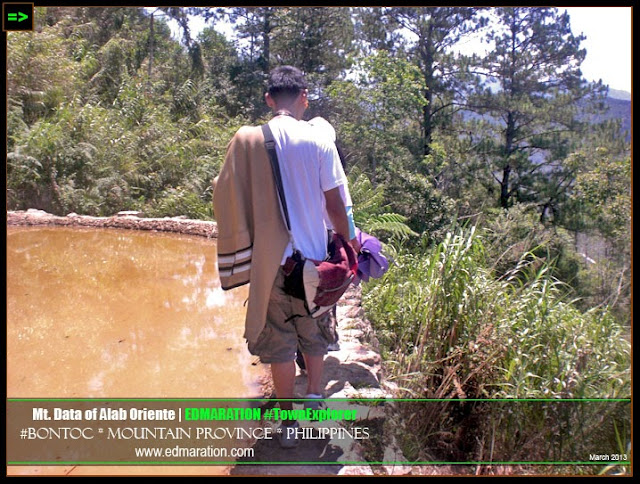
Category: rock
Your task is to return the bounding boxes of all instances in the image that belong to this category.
[382,439,413,476]
[337,465,375,476]
[343,306,364,319]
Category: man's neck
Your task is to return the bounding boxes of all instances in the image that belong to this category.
[274,109,296,119]
[272,103,302,120]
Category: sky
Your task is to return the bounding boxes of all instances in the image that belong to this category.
[166,7,632,94]
[556,7,631,93]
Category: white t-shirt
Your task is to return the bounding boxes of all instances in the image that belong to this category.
[308,116,355,233]
[267,116,348,264]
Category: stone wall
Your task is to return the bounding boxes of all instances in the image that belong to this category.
[7,209,217,238]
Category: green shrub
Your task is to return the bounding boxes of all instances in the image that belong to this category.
[362,225,630,465]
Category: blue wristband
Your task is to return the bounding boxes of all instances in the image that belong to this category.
[346,206,356,240]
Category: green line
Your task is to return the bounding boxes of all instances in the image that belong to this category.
[6,398,631,402]
[8,461,631,466]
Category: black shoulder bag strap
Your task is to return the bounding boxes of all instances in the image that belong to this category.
[261,124,295,244]
[262,123,306,307]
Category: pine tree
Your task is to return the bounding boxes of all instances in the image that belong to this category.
[469,7,607,211]
[356,7,488,157]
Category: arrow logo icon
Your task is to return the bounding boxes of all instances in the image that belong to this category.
[8,12,29,22]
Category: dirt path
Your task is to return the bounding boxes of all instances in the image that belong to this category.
[229,285,412,476]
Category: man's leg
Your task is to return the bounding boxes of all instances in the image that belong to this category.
[270,360,300,448]
[270,361,296,423]
[302,354,325,396]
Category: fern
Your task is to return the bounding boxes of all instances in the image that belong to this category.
[360,212,418,239]
[348,165,417,240]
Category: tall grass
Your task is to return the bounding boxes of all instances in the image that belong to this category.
[362,225,630,469]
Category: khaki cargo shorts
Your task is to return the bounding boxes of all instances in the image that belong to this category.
[248,267,336,364]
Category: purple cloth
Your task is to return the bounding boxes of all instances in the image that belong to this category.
[353,228,389,285]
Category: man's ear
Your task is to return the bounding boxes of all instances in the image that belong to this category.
[265,92,276,109]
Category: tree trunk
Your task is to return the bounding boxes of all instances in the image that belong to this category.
[420,30,435,158]
[500,164,511,209]
[262,9,271,74]
[147,10,155,91]
[500,111,516,208]
[423,86,433,157]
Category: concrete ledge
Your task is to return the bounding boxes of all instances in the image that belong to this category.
[7,209,218,239]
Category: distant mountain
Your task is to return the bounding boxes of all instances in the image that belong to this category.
[459,89,630,141]
[602,92,631,139]
[574,93,630,141]
[608,88,631,101]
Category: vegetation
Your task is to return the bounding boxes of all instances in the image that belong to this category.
[6,7,630,474]
[362,226,630,468]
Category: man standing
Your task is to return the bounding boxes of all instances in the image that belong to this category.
[213,66,357,448]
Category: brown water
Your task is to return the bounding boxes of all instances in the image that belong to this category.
[6,226,262,399]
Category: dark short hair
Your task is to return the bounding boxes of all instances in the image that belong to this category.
[267,66,308,103]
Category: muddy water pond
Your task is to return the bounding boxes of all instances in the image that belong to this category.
[7,226,263,398]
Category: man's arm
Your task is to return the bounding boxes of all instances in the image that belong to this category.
[324,187,360,252]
